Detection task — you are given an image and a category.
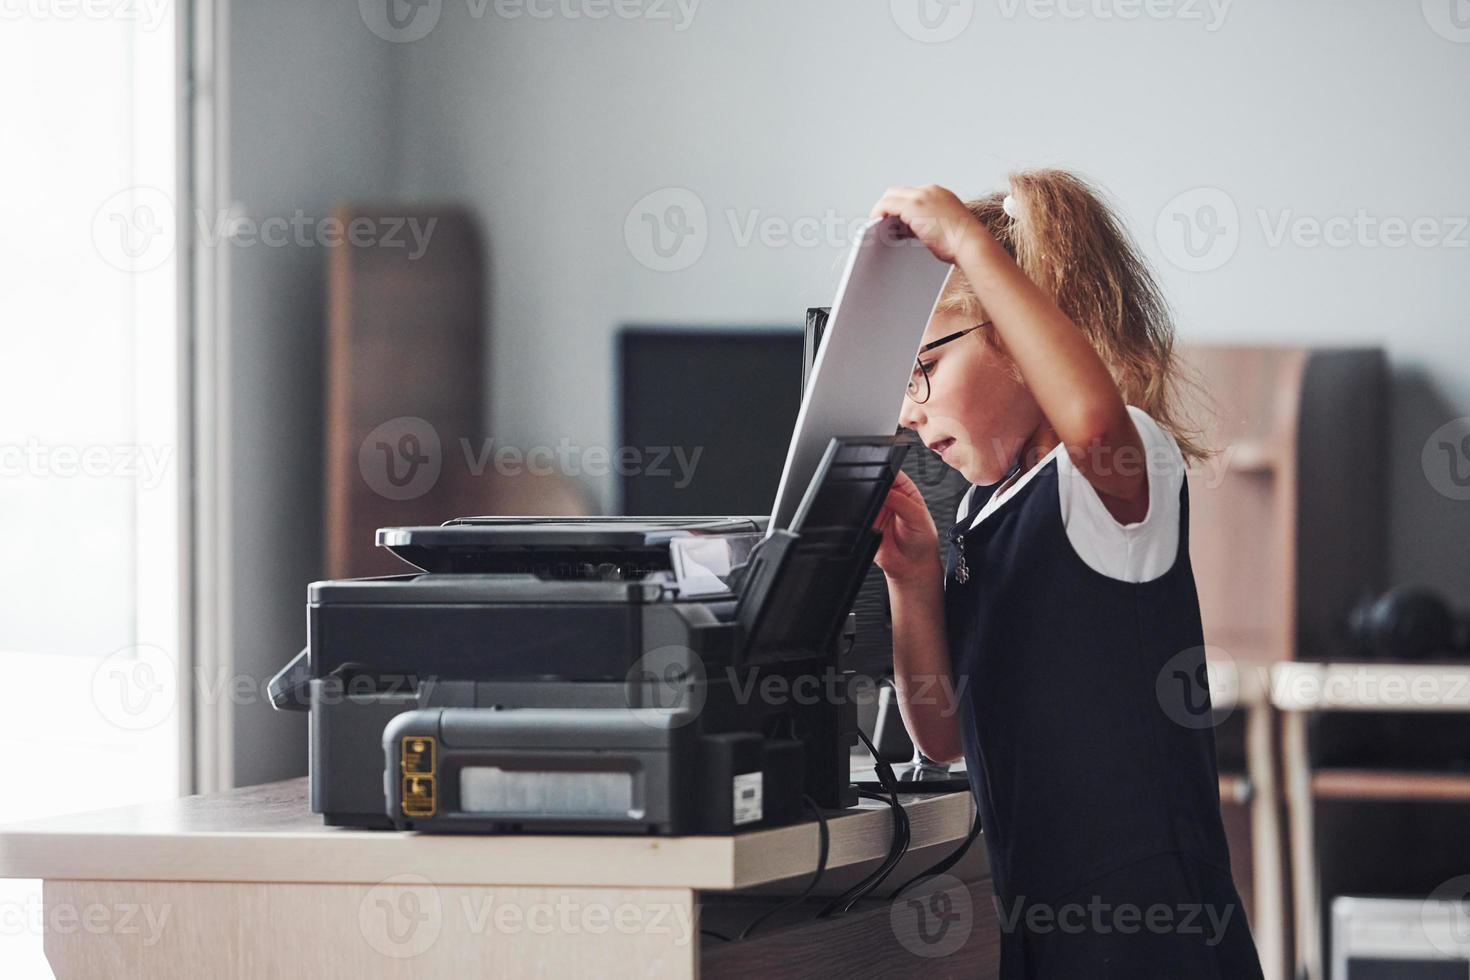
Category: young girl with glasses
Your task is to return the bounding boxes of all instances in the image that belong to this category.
[871,171,1265,979]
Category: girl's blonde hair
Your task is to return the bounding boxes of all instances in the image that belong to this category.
[938,168,1211,463]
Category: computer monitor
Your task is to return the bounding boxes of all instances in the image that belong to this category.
[617,327,803,516]
[617,316,975,678]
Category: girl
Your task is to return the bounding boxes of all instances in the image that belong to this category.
[870,171,1265,979]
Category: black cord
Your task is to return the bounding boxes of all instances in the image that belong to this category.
[814,791,906,917]
[845,730,912,907]
[885,804,982,900]
[854,727,899,788]
[815,729,912,918]
[828,789,909,914]
[700,928,732,942]
[737,795,830,940]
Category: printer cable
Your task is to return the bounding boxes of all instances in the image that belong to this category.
[815,729,912,917]
[884,804,982,901]
[823,788,910,916]
[735,795,829,940]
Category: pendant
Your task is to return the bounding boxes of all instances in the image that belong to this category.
[954,536,969,584]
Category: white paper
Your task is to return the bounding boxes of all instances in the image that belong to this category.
[767,216,951,533]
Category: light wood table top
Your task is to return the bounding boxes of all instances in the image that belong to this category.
[1270,662,1470,712]
[0,778,979,892]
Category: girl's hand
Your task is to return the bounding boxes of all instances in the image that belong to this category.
[872,469,942,586]
[869,184,986,265]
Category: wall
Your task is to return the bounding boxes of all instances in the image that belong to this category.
[390,0,1470,593]
[223,0,402,784]
[224,0,1470,783]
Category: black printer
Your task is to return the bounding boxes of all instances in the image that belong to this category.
[270,436,906,835]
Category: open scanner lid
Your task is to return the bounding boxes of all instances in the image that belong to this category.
[270,437,906,710]
[376,516,767,575]
[373,437,906,659]
[734,436,906,664]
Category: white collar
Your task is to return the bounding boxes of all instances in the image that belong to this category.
[961,441,1068,530]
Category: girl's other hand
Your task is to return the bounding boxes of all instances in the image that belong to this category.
[869,184,986,265]
[872,469,942,586]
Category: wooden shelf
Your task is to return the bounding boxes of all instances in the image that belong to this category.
[1219,439,1280,475]
[1271,662,1470,712]
[1311,769,1470,802]
[1206,658,1273,710]
[1219,773,1253,805]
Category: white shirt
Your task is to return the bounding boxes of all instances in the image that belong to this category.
[954,405,1185,584]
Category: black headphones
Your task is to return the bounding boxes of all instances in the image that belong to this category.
[1346,586,1470,662]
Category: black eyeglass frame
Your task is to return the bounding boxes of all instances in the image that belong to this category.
[905,321,990,404]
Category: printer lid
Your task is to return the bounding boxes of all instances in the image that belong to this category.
[376,515,768,574]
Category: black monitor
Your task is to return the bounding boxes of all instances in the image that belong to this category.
[617,327,803,516]
[617,316,976,678]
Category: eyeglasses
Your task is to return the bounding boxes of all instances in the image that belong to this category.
[905,323,988,404]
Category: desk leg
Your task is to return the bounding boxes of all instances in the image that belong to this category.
[43,879,698,979]
[1282,710,1320,980]
[1246,700,1287,980]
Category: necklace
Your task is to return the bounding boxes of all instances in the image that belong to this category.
[953,457,1025,586]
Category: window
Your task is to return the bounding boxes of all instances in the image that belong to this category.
[0,6,182,974]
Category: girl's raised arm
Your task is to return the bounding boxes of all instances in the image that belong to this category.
[871,185,1150,524]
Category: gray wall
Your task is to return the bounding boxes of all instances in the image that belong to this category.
[225,0,1470,781]
[390,0,1470,592]
[224,0,401,785]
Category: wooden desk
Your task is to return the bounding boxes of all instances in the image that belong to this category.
[1207,659,1287,980]
[0,779,992,979]
[1271,662,1470,980]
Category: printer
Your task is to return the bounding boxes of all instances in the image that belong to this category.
[270,436,907,835]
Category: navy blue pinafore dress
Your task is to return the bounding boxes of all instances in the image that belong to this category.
[944,455,1265,979]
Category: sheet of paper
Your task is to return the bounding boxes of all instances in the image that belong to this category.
[767,216,951,533]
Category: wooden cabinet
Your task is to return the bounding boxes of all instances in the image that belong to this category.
[1182,346,1388,666]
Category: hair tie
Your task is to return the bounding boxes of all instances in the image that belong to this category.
[1002,192,1018,220]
